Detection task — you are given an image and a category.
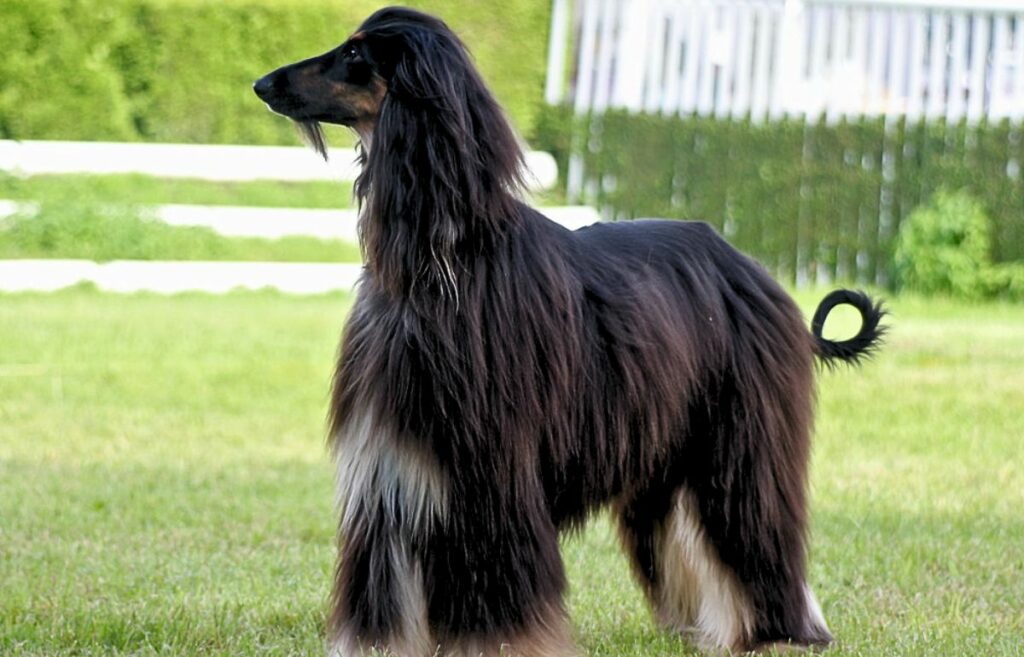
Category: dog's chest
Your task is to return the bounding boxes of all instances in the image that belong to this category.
[334,408,448,535]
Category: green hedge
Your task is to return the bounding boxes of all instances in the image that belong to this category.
[0,0,549,144]
[535,106,1024,288]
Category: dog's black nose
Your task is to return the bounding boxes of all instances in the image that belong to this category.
[253,75,274,99]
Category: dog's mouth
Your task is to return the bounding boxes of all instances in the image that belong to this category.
[254,80,360,159]
[258,95,310,120]
[261,98,358,128]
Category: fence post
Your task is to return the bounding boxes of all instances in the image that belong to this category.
[544,0,572,105]
[772,0,805,120]
[967,13,992,124]
[612,0,650,110]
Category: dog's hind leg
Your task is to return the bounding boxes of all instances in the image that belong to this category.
[616,482,755,652]
[619,481,830,654]
[618,372,832,652]
[672,366,833,653]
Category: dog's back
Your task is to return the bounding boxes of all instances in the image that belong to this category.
[518,209,815,513]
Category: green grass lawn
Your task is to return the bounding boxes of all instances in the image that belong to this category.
[1,289,1021,656]
[0,197,361,263]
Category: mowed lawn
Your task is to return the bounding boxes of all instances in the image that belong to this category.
[1,289,1021,656]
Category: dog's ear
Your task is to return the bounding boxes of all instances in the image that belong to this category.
[356,20,526,303]
[385,34,463,111]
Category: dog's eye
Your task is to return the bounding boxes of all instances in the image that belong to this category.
[342,44,361,61]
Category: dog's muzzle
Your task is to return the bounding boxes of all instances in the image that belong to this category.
[253,74,276,101]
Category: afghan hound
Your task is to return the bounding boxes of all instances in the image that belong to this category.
[254,7,884,656]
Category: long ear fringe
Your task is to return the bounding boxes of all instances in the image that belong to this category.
[354,12,527,303]
[296,120,328,160]
[392,49,523,203]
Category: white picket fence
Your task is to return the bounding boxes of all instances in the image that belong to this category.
[546,0,1024,123]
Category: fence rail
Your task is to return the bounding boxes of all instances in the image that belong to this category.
[549,0,1024,123]
[0,141,559,190]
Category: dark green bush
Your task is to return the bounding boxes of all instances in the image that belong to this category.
[894,190,1024,301]
[894,190,994,298]
[0,0,550,144]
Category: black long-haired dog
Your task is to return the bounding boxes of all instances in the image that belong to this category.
[255,7,884,656]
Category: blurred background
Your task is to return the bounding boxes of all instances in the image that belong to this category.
[1,2,1022,656]
[2,0,1023,296]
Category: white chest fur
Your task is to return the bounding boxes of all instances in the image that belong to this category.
[333,408,449,536]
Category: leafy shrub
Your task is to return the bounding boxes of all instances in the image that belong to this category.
[894,190,1024,301]
[983,262,1024,301]
[894,190,993,298]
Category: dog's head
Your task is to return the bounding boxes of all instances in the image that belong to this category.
[253,7,505,160]
[255,7,525,300]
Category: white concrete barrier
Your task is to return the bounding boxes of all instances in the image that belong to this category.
[0,140,559,190]
[0,260,101,293]
[0,200,22,218]
[155,204,361,241]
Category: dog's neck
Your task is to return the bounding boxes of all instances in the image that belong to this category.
[354,97,524,307]
[356,172,519,309]
[355,127,373,153]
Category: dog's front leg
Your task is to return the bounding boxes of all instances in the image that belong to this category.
[328,409,577,657]
[329,410,446,657]
[329,504,435,657]
[416,491,578,657]
[330,501,576,657]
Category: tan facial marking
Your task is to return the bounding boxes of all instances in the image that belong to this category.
[348,75,387,145]
[329,75,386,118]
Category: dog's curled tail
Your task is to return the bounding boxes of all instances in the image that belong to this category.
[811,289,886,368]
